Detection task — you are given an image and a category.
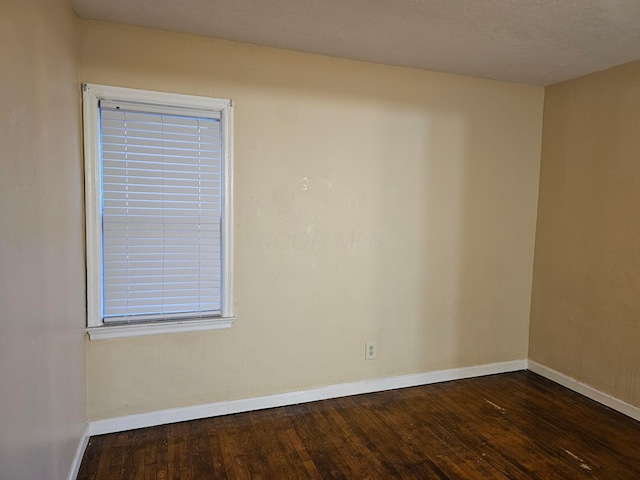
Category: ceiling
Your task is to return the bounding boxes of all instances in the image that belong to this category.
[71,0,640,86]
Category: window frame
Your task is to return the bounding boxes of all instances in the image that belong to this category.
[82,84,234,340]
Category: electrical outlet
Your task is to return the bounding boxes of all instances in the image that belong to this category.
[365,341,377,360]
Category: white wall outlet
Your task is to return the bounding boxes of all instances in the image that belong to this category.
[365,341,377,360]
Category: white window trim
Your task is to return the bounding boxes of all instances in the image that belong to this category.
[82,84,234,340]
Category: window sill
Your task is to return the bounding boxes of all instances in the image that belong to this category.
[86,317,235,341]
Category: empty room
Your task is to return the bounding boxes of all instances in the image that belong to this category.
[1,0,639,479]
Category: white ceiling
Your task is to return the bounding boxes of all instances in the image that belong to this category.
[71,0,640,86]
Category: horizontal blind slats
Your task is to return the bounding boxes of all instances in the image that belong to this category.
[101,106,223,322]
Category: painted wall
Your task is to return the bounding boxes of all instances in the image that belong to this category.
[81,20,544,420]
[530,61,640,407]
[0,1,86,479]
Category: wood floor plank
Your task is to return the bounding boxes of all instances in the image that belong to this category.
[470,374,639,479]
[181,421,213,479]
[284,424,324,480]
[247,410,303,479]
[432,383,591,479]
[154,431,168,480]
[204,420,228,479]
[77,371,640,479]
[337,396,434,478]
[166,424,182,480]
[76,434,105,480]
[292,403,350,479]
[217,426,253,480]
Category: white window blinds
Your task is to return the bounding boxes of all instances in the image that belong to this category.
[100,101,223,323]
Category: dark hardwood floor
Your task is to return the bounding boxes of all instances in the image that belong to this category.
[77,371,640,479]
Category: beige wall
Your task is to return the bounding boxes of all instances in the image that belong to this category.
[81,20,544,420]
[0,1,86,479]
[530,61,640,407]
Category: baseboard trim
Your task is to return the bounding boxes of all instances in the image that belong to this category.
[88,359,526,436]
[67,424,90,480]
[527,360,640,422]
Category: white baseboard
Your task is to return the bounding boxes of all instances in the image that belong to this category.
[67,424,90,480]
[527,360,640,422]
[88,359,527,436]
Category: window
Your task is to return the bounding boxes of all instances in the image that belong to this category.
[82,84,234,339]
